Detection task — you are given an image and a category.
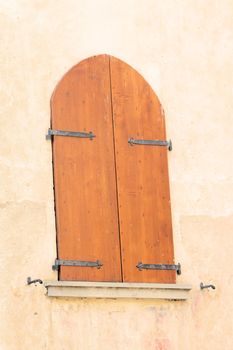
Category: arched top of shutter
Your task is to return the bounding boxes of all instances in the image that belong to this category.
[51,55,164,120]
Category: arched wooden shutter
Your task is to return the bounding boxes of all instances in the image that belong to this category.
[51,56,122,281]
[50,55,176,283]
[110,57,175,283]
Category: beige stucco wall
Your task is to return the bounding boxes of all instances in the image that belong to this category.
[1,1,233,349]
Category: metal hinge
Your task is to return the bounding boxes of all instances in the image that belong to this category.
[128,138,172,151]
[52,259,103,271]
[46,128,95,140]
[136,262,181,275]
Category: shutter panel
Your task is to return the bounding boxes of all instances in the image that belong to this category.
[51,55,122,281]
[110,56,175,283]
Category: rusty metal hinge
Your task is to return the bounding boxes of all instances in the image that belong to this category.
[128,138,172,151]
[46,128,95,140]
[136,262,181,274]
[52,259,103,271]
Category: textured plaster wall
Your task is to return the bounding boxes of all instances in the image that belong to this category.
[0,1,233,349]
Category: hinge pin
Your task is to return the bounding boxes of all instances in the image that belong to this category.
[27,277,43,285]
[200,282,216,290]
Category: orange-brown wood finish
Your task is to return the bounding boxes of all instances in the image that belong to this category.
[110,56,175,283]
[51,54,175,283]
[51,55,122,281]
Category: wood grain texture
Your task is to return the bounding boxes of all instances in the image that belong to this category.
[110,56,175,283]
[51,55,122,281]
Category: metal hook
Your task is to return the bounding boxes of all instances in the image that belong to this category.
[27,277,43,285]
[200,282,216,290]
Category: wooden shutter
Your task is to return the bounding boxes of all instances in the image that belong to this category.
[110,56,175,283]
[51,55,122,281]
[51,55,175,283]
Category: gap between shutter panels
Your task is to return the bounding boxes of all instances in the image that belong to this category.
[108,56,124,282]
[51,55,175,284]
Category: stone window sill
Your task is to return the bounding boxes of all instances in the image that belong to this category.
[44,281,191,300]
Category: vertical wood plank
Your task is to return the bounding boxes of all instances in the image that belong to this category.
[110,56,175,283]
[51,55,122,281]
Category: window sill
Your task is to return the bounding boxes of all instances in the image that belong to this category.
[44,281,191,300]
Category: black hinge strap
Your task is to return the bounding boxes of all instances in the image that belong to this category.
[128,138,172,151]
[136,262,181,275]
[46,128,95,140]
[52,259,103,271]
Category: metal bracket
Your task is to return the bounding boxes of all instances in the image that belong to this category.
[27,277,43,285]
[200,282,216,290]
[52,259,103,271]
[46,128,95,140]
[136,262,181,275]
[128,138,172,151]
